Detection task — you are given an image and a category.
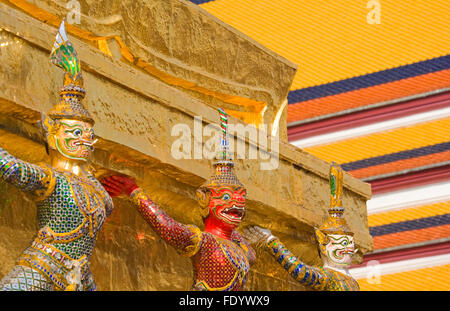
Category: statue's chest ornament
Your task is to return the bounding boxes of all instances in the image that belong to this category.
[218,238,250,286]
[66,174,107,238]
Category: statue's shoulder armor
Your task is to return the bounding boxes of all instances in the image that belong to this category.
[323,268,360,291]
[33,163,57,202]
[85,172,114,214]
[178,225,203,258]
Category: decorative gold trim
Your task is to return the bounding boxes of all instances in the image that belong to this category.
[33,164,56,202]
[194,271,240,291]
[65,173,106,238]
[37,218,88,244]
[130,188,150,207]
[178,225,203,258]
[31,239,87,270]
[16,257,64,290]
[18,241,89,291]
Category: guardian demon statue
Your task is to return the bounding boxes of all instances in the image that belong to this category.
[243,162,359,291]
[101,109,255,290]
[0,21,113,291]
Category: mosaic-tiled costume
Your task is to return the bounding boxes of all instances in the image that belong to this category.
[264,238,359,291]
[0,20,113,291]
[244,162,360,291]
[102,109,255,291]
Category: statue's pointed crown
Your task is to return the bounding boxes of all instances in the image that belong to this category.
[318,162,353,236]
[204,108,243,188]
[48,20,94,124]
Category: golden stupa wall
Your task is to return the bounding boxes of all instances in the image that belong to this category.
[0,0,372,290]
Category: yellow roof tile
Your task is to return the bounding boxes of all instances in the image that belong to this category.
[304,118,450,163]
[200,0,450,90]
[369,201,450,227]
[357,264,450,291]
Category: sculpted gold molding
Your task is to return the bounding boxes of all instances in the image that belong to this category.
[3,0,266,126]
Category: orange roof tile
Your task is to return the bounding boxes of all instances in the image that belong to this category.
[287,69,450,123]
[348,151,450,179]
[369,201,450,227]
[373,224,450,250]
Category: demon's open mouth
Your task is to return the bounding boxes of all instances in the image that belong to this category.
[343,249,355,255]
[74,139,98,150]
[221,204,245,222]
[336,249,354,257]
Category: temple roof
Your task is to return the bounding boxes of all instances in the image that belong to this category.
[192,0,449,123]
[192,0,450,291]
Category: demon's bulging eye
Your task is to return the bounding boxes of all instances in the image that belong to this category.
[342,240,348,246]
[73,129,82,137]
[90,133,95,140]
[223,194,231,200]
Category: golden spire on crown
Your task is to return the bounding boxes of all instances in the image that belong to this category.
[48,19,94,124]
[204,108,242,188]
[317,162,353,236]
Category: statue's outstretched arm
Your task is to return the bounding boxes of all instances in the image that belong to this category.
[102,175,202,257]
[266,237,327,290]
[0,147,54,198]
[243,226,327,290]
